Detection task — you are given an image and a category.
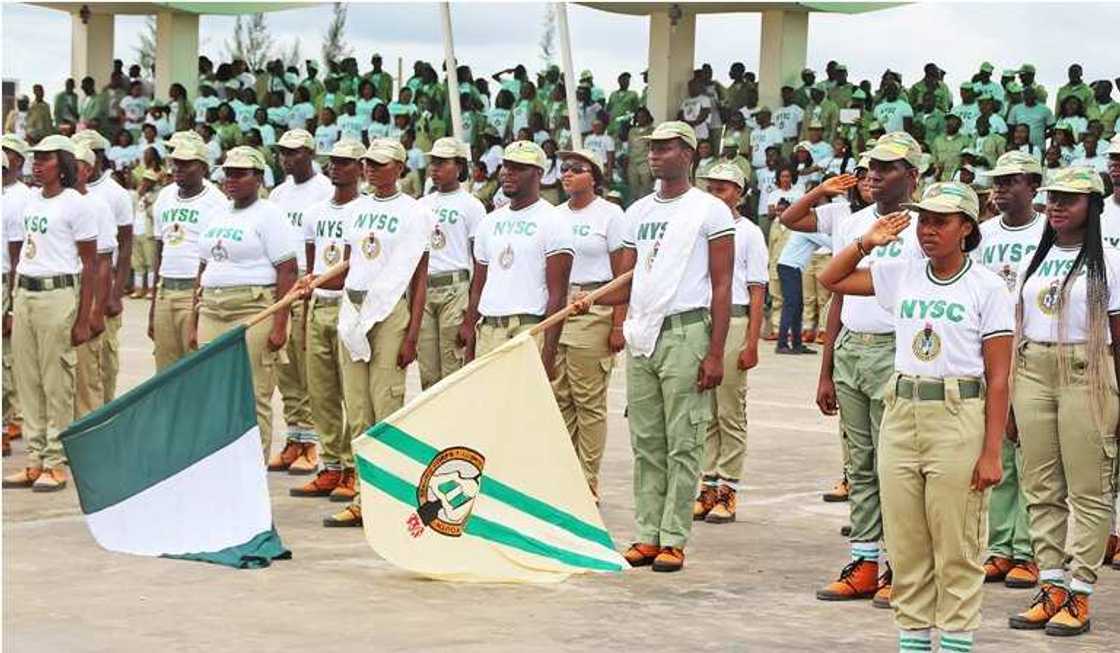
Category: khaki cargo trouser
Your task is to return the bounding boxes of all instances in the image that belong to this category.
[476,315,542,358]
[198,285,287,459]
[100,313,120,403]
[75,331,104,418]
[1013,341,1119,586]
[417,278,468,390]
[3,276,21,427]
[801,251,832,332]
[987,438,1034,561]
[307,296,349,468]
[767,224,792,333]
[340,298,410,444]
[12,285,78,469]
[278,300,314,442]
[152,283,196,371]
[703,315,749,484]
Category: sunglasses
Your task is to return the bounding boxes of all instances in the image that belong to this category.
[560,162,592,174]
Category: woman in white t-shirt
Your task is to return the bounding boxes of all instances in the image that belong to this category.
[190,146,297,461]
[820,182,1011,653]
[1007,167,1120,636]
[553,148,626,499]
[764,167,804,341]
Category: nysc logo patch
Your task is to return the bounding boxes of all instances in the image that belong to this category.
[408,446,486,538]
[912,321,942,362]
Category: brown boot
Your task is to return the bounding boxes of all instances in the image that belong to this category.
[1005,560,1039,589]
[322,503,363,527]
[652,547,685,572]
[287,442,320,475]
[289,468,341,497]
[816,559,878,600]
[822,477,849,503]
[1009,582,1069,629]
[622,543,660,568]
[872,564,892,609]
[32,466,68,493]
[984,555,1014,582]
[1045,592,1091,637]
[2,467,42,488]
[693,484,718,521]
[5,421,22,440]
[329,467,358,502]
[705,486,737,524]
[1104,534,1118,565]
[267,440,303,472]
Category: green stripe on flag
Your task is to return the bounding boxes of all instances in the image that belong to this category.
[356,457,622,572]
[367,423,615,551]
[61,328,258,514]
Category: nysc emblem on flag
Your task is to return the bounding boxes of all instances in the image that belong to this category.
[411,446,485,538]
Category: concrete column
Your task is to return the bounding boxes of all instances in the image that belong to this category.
[71,13,115,89]
[758,9,808,110]
[154,11,199,101]
[645,10,696,123]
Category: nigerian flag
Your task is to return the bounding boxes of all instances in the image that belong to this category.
[61,327,289,569]
[354,332,627,583]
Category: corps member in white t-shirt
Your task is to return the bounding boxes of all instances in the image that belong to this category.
[583,121,734,572]
[416,137,485,390]
[1009,168,1120,635]
[4,136,98,493]
[462,140,573,372]
[694,162,768,524]
[191,146,297,463]
[2,139,31,455]
[268,128,334,474]
[821,182,1011,651]
[1104,141,1120,249]
[550,149,625,499]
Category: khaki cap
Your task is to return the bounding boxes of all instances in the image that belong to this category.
[363,138,407,164]
[29,134,75,155]
[501,140,547,170]
[807,119,824,129]
[642,120,697,149]
[721,136,740,148]
[277,128,315,150]
[903,181,980,221]
[168,130,204,150]
[142,168,162,182]
[557,148,604,176]
[222,145,266,171]
[918,152,933,175]
[981,150,1043,177]
[868,131,923,168]
[425,136,470,160]
[73,141,96,166]
[1037,166,1105,195]
[1,134,29,159]
[793,140,813,153]
[1108,135,1120,156]
[698,162,746,190]
[168,139,210,165]
[72,129,110,150]
[326,138,366,160]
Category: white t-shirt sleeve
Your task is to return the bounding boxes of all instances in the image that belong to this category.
[870,259,908,313]
[257,206,296,265]
[745,227,769,285]
[622,204,639,248]
[605,204,626,252]
[979,280,1015,339]
[545,211,574,257]
[465,197,484,240]
[704,201,736,241]
[474,216,491,265]
[1107,252,1120,315]
[71,197,99,242]
[813,201,847,242]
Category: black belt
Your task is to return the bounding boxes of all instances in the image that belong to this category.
[660,308,708,333]
[570,280,608,293]
[480,313,543,327]
[160,277,196,291]
[731,304,749,317]
[895,377,983,401]
[18,275,77,291]
[428,269,469,288]
[313,294,341,306]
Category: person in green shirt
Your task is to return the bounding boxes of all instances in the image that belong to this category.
[802,84,839,142]
[719,137,753,186]
[53,78,79,126]
[300,63,326,107]
[338,57,360,98]
[25,85,54,142]
[908,63,952,113]
[365,54,393,102]
[793,68,816,109]
[915,92,947,144]
[973,61,1005,106]
[214,102,242,150]
[828,64,855,109]
[727,63,757,114]
[1007,86,1055,149]
[579,69,606,103]
[537,65,560,103]
[974,114,1006,167]
[1056,63,1094,116]
[1002,82,1023,120]
[492,64,527,98]
[607,73,640,124]
[931,113,971,181]
[78,76,106,131]
[1018,64,1048,105]
[1090,80,1119,140]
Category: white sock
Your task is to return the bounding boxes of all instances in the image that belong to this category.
[939,631,973,653]
[851,542,879,562]
[145,271,154,285]
[134,272,143,286]
[898,628,931,652]
[1068,578,1093,595]
[1039,568,1065,585]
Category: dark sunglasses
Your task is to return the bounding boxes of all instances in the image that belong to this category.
[560,162,592,174]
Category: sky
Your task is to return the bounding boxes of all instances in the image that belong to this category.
[2,1,1118,104]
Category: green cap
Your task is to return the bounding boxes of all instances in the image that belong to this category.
[501,140,547,170]
[982,151,1043,177]
[580,69,593,81]
[1054,118,1078,136]
[222,145,266,171]
[977,93,994,102]
[324,138,366,160]
[643,120,698,149]
[903,181,981,221]
[1020,63,1036,74]
[168,140,210,165]
[979,61,994,74]
[557,148,604,176]
[697,162,746,190]
[28,134,75,155]
[959,82,974,92]
[364,138,407,164]
[868,131,923,168]
[72,129,110,150]
[851,89,867,100]
[277,128,315,150]
[72,141,96,167]
[425,136,471,160]
[721,136,739,148]
[808,119,824,129]
[1037,166,1105,195]
[1,134,29,159]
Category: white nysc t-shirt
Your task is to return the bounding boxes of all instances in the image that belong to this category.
[418,188,487,275]
[970,212,1045,291]
[303,197,362,299]
[16,188,98,277]
[732,216,769,306]
[1017,244,1120,344]
[153,185,229,279]
[198,198,295,288]
[269,173,334,273]
[557,197,625,285]
[3,181,32,272]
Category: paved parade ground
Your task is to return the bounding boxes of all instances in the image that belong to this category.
[3,297,1117,651]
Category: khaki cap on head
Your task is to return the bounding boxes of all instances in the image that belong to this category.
[326,138,366,160]
[903,181,981,221]
[168,139,210,165]
[557,148,604,176]
[856,151,872,169]
[868,131,923,168]
[425,136,470,160]
[807,119,824,129]
[222,145,266,171]
[501,140,547,170]
[721,136,739,148]
[168,130,204,150]
[698,161,746,190]
[793,140,813,153]
[277,128,315,150]
[643,120,698,149]
[72,129,110,150]
[1037,166,1105,195]
[1,134,29,159]
[29,134,75,155]
[918,152,933,175]
[1108,135,1120,156]
[72,141,96,167]
[981,150,1043,177]
[363,138,407,164]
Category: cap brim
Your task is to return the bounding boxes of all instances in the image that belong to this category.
[902,200,978,220]
[979,166,1036,177]
[555,150,603,172]
[363,153,401,164]
[1037,185,1094,194]
[501,156,546,170]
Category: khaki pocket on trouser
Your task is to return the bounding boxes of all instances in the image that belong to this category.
[1102,435,1118,496]
[964,489,987,561]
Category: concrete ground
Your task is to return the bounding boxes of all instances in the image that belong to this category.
[3,297,1117,652]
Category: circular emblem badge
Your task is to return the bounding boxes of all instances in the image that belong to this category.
[210,239,229,262]
[430,225,447,251]
[498,243,515,270]
[912,322,942,362]
[166,223,186,247]
[1037,280,1061,316]
[414,446,487,538]
[999,264,1017,291]
[360,232,381,260]
[323,242,342,265]
[23,236,36,260]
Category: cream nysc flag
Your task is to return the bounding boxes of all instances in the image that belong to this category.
[354,332,627,582]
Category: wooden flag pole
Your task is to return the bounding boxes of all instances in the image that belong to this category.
[244,260,350,328]
[529,269,633,337]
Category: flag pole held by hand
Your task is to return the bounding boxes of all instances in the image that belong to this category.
[244,260,350,328]
[529,269,634,337]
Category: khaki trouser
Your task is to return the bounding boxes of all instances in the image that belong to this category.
[3,276,21,427]
[551,305,614,494]
[833,329,896,544]
[152,284,196,371]
[340,298,410,443]
[879,374,988,633]
[476,316,541,358]
[987,438,1034,560]
[75,332,105,418]
[198,285,286,458]
[100,313,120,403]
[277,300,314,442]
[418,278,468,390]
[131,235,156,270]
[626,313,712,549]
[12,285,78,469]
[767,224,791,333]
[1013,341,1119,586]
[801,252,832,332]
[307,297,350,469]
[703,314,749,484]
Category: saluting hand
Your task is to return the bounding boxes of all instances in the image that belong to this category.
[819,173,858,197]
[862,211,911,249]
